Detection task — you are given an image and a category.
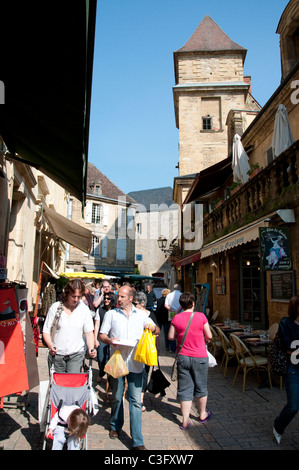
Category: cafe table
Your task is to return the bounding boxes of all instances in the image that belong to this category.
[243,336,274,356]
[216,323,244,335]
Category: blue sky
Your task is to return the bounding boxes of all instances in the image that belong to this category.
[88,0,290,195]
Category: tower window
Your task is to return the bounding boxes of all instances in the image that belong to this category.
[202,116,212,130]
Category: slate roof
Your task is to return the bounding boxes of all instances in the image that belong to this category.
[127,187,177,212]
[175,15,246,56]
[87,162,136,204]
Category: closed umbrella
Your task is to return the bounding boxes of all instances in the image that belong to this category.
[232,134,250,184]
[272,104,294,158]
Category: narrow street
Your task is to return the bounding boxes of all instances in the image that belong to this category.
[1,337,298,452]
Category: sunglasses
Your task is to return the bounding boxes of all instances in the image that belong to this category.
[104,297,111,301]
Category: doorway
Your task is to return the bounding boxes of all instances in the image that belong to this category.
[239,253,266,329]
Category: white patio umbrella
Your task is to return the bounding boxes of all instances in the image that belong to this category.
[272,104,294,158]
[232,134,250,184]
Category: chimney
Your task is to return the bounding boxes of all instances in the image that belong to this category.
[244,75,251,94]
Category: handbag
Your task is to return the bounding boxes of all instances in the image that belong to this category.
[171,311,195,381]
[268,332,288,376]
[147,359,170,396]
[42,301,63,346]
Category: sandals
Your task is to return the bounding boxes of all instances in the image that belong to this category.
[180,420,192,430]
[199,409,212,423]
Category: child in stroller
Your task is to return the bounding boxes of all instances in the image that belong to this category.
[46,404,89,450]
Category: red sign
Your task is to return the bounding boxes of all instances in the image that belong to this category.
[0,286,29,397]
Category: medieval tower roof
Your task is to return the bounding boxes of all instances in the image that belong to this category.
[175,15,247,57]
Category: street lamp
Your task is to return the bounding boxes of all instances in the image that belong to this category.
[157,235,168,252]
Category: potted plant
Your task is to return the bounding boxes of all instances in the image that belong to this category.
[229,182,241,195]
[213,197,223,209]
[247,163,261,179]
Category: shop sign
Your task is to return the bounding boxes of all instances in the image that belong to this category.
[259,227,292,271]
[210,236,245,255]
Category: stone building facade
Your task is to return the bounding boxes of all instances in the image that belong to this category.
[173,1,299,329]
[0,143,68,312]
[66,163,137,276]
[128,187,179,281]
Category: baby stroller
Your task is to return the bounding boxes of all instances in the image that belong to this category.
[42,360,98,450]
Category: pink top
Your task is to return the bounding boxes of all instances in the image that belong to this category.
[171,311,208,358]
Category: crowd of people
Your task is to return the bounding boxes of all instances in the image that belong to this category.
[42,278,299,450]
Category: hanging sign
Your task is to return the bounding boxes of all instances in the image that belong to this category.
[0,286,29,397]
[259,227,292,271]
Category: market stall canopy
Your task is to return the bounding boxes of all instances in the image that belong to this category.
[184,157,232,205]
[0,1,97,206]
[42,204,92,254]
[60,272,105,280]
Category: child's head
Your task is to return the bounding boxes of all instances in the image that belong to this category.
[67,408,90,442]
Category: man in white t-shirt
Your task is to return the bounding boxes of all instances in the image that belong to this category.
[99,285,159,450]
[165,284,182,318]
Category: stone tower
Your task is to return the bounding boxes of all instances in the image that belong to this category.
[173,15,251,176]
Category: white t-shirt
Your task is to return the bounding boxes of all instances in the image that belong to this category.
[49,405,79,430]
[165,290,182,312]
[43,300,94,355]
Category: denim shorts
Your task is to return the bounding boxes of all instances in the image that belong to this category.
[177,355,209,401]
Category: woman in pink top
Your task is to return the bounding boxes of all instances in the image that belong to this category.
[168,292,212,430]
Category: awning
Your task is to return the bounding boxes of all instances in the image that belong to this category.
[60,272,105,280]
[200,218,270,259]
[42,262,60,280]
[0,1,97,206]
[176,251,202,268]
[184,157,232,204]
[42,204,92,254]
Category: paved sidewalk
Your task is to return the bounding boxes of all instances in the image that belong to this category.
[1,344,298,451]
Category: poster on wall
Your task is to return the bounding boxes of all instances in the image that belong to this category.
[194,283,210,316]
[259,227,292,271]
[216,277,226,295]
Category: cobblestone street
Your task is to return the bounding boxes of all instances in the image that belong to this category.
[1,342,298,453]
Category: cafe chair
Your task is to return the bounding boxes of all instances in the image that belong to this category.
[268,323,279,340]
[230,334,272,393]
[215,326,236,377]
[209,310,219,325]
[209,325,223,358]
[250,323,279,356]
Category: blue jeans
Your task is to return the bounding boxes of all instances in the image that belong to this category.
[159,321,176,352]
[274,364,299,435]
[110,372,144,447]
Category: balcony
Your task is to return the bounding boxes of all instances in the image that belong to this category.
[203,140,299,245]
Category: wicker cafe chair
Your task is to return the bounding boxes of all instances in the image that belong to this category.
[230,334,272,393]
[215,326,236,377]
[268,323,279,340]
[209,310,219,325]
[209,326,223,358]
[250,323,279,355]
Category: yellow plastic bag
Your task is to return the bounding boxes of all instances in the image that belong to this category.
[104,348,129,378]
[134,329,158,366]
